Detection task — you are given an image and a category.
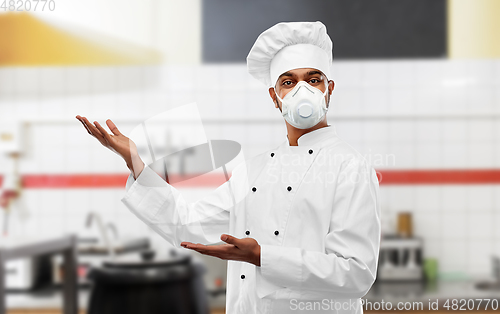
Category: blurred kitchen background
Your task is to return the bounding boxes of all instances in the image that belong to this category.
[1,0,500,313]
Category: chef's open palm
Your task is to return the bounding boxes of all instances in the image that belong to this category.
[75,115,138,164]
[181,234,261,267]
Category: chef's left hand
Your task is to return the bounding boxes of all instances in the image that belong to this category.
[181,234,261,267]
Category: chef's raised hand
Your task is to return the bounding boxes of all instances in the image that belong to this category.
[181,234,261,267]
[75,115,144,179]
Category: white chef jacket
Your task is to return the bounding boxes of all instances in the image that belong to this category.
[121,124,381,314]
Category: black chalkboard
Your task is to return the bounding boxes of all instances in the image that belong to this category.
[202,0,446,62]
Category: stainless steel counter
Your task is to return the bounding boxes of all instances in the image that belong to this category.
[364,279,500,310]
[8,275,500,311]
[0,235,78,314]
[4,246,225,311]
[6,285,226,310]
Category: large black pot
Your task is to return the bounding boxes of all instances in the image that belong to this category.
[86,253,209,314]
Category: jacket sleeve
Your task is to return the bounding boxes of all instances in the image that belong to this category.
[121,164,243,248]
[256,158,381,300]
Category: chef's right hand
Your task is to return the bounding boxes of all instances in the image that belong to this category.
[75,115,145,179]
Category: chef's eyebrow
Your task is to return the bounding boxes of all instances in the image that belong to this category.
[278,70,324,80]
[307,70,323,76]
[278,71,294,79]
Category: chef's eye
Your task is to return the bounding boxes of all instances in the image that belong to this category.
[309,78,321,84]
[282,80,293,86]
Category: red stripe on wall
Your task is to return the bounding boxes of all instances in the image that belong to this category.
[0,169,500,188]
[376,169,500,184]
[21,174,129,188]
[0,173,229,188]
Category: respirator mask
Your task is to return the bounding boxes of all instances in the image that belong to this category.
[275,81,329,129]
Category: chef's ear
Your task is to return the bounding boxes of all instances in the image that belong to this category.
[268,87,279,109]
[325,81,334,108]
[328,80,335,95]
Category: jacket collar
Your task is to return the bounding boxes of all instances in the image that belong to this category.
[285,124,338,148]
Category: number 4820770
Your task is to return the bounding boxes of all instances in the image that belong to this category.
[1,0,55,11]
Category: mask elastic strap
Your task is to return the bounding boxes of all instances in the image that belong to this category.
[322,82,329,111]
[274,88,288,116]
[275,89,284,103]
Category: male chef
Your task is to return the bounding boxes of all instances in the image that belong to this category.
[76,21,381,314]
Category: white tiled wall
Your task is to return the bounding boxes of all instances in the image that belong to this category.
[1,58,499,277]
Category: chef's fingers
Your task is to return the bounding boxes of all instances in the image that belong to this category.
[181,243,204,250]
[181,242,197,249]
[76,116,91,134]
[106,119,122,136]
[221,234,240,246]
[186,243,234,254]
[76,117,91,135]
[182,245,213,255]
[188,248,236,261]
[81,117,104,139]
[94,121,113,144]
[181,241,202,246]
[179,246,244,262]
[81,122,91,135]
[82,118,107,145]
[186,243,210,250]
[181,242,233,249]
